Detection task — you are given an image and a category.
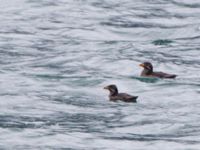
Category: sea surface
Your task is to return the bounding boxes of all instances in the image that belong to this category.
[0,0,200,149]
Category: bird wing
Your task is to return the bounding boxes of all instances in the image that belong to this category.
[118,93,138,102]
[153,72,177,78]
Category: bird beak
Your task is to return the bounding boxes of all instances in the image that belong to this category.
[139,63,145,68]
[104,86,108,90]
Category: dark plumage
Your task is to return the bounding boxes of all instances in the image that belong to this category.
[104,84,138,103]
[139,62,177,79]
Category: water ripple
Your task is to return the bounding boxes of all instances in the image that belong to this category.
[0,0,200,149]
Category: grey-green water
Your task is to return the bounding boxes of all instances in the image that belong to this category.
[0,0,200,149]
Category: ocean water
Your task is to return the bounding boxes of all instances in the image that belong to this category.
[0,0,200,149]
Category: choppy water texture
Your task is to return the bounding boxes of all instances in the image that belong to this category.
[0,0,200,149]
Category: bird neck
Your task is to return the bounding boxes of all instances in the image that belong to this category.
[142,68,153,75]
[109,89,118,96]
